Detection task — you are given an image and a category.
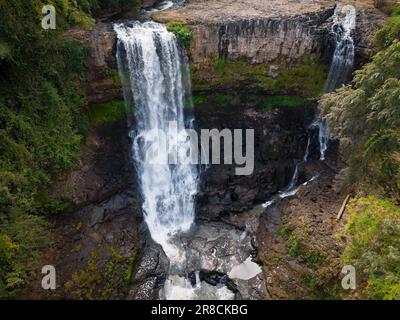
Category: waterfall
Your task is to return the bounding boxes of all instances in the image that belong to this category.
[318,4,356,160]
[114,22,198,262]
[325,5,356,93]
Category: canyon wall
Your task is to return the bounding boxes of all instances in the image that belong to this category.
[70,1,385,103]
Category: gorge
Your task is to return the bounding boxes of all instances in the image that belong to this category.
[3,0,397,301]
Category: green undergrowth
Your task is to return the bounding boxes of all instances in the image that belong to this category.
[261,96,311,111]
[342,197,400,300]
[278,224,341,299]
[65,246,139,299]
[192,58,327,97]
[166,21,194,49]
[88,100,126,125]
[192,92,312,111]
[0,0,140,298]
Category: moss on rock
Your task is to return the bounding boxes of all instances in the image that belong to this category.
[191,58,327,98]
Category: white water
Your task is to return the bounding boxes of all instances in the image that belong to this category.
[163,275,235,300]
[228,256,262,281]
[318,4,356,160]
[274,5,357,201]
[115,21,240,301]
[114,22,198,262]
[145,1,174,12]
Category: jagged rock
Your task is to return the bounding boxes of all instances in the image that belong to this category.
[128,244,170,299]
[66,23,122,104]
[195,101,314,221]
[89,206,105,227]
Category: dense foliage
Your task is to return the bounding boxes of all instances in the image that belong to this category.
[321,5,400,300]
[166,21,194,49]
[343,197,400,299]
[0,0,143,297]
[0,0,93,296]
[320,5,400,201]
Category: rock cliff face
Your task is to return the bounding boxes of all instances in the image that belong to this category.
[153,0,336,94]
[152,0,385,94]
[154,1,334,65]
[194,97,316,221]
[66,23,121,104]
[70,1,385,102]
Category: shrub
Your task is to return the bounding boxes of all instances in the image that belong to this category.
[342,196,400,299]
[166,21,194,49]
[88,100,126,125]
[320,41,400,200]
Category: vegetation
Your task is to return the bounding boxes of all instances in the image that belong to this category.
[320,7,400,300]
[0,1,92,296]
[320,8,400,200]
[342,197,400,299]
[261,96,311,112]
[65,246,139,299]
[0,0,141,297]
[192,58,327,97]
[192,93,206,106]
[166,21,194,49]
[88,100,126,125]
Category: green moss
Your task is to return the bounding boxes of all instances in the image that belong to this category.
[304,249,325,266]
[192,93,206,106]
[261,96,311,112]
[103,68,122,87]
[213,93,231,108]
[125,249,139,284]
[192,58,327,97]
[65,246,138,300]
[301,273,341,300]
[88,100,126,125]
[278,225,292,240]
[287,234,300,257]
[342,196,400,299]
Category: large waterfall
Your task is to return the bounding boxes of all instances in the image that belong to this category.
[114,22,198,262]
[115,22,237,300]
[318,4,356,160]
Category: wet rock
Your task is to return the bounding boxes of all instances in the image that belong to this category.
[89,206,105,227]
[181,214,267,300]
[129,276,158,300]
[195,102,314,221]
[128,244,170,299]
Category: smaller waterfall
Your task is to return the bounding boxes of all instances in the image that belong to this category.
[318,4,356,160]
[325,5,357,93]
[279,133,311,198]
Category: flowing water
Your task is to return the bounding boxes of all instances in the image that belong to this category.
[318,4,356,160]
[115,22,198,263]
[115,21,238,300]
[264,5,356,204]
[115,4,357,300]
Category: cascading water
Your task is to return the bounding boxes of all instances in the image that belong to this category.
[264,5,356,205]
[114,22,198,262]
[115,21,235,301]
[325,4,356,93]
[317,4,356,160]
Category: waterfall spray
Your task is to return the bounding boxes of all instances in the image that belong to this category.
[114,22,199,262]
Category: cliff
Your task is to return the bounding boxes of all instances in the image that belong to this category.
[153,0,335,95]
[68,0,385,103]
